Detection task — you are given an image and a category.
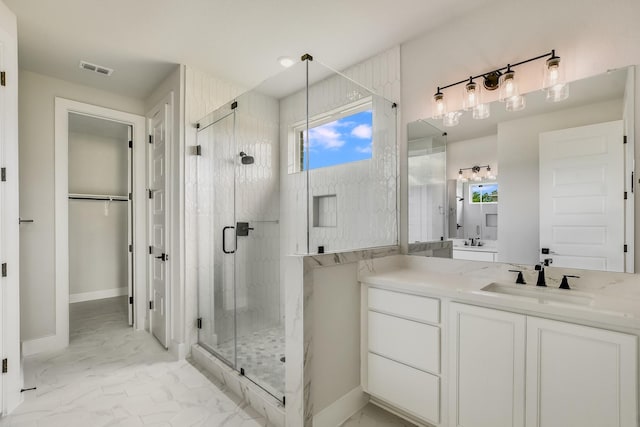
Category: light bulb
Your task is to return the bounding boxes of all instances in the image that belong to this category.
[432,89,446,119]
[543,52,568,102]
[463,79,481,110]
[499,68,519,102]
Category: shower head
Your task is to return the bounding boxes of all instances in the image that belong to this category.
[239,151,254,165]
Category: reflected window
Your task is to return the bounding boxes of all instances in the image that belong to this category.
[293,98,373,171]
[470,183,498,204]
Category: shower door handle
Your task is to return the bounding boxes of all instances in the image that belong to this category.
[222,226,236,254]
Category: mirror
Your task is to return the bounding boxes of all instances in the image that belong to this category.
[408,66,635,272]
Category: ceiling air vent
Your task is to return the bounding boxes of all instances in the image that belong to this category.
[79,60,114,76]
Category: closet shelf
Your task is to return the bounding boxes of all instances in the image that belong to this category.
[68,193,129,202]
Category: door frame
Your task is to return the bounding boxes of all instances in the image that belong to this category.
[44,98,147,354]
[146,93,173,349]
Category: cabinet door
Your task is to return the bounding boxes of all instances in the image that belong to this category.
[526,317,637,427]
[450,303,526,427]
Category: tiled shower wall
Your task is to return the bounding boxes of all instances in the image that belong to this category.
[279,46,401,256]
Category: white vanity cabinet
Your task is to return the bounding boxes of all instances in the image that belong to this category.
[364,287,442,425]
[449,303,526,427]
[525,317,638,427]
[450,303,638,427]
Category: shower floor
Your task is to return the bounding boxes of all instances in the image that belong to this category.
[215,326,285,398]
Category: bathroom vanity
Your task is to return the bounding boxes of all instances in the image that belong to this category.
[360,255,639,427]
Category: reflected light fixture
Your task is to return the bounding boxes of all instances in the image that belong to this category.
[277,56,295,68]
[432,50,568,126]
[458,165,496,182]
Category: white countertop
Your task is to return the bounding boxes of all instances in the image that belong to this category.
[358,255,640,330]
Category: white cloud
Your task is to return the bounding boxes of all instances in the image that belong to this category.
[355,144,372,154]
[351,124,372,139]
[309,124,345,150]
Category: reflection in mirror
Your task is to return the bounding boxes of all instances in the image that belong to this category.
[408,66,635,272]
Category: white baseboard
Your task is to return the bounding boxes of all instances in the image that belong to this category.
[69,287,128,303]
[170,340,187,360]
[313,386,369,427]
[22,334,67,356]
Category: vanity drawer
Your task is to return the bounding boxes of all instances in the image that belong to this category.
[368,352,440,424]
[453,249,496,262]
[368,310,440,373]
[368,287,440,324]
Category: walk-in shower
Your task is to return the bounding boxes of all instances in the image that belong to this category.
[194,56,397,402]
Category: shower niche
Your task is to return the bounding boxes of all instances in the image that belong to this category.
[194,56,398,401]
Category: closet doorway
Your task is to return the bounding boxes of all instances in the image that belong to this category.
[51,98,147,352]
[68,113,133,324]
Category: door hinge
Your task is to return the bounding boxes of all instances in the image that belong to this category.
[1,167,6,182]
[624,244,628,253]
[148,189,153,199]
[197,318,202,329]
[2,358,7,373]
[1,263,6,277]
[128,140,133,149]
[128,244,133,253]
[1,72,6,87]
[196,123,200,129]
[624,191,628,200]
[623,135,627,144]
[129,296,133,304]
[231,101,238,110]
[195,145,202,156]
[149,246,153,255]
[148,135,153,144]
[149,301,154,310]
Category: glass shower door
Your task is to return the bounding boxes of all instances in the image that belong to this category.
[197,111,237,366]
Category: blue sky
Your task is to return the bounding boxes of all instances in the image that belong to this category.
[304,110,373,170]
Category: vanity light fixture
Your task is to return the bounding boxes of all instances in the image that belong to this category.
[432,50,568,126]
[457,165,496,182]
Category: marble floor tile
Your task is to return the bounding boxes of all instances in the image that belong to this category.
[340,403,418,427]
[0,296,274,427]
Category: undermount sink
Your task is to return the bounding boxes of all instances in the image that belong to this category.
[480,282,594,306]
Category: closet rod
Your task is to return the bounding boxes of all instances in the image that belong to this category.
[68,193,129,202]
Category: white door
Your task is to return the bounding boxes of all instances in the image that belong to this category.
[449,303,526,427]
[148,104,169,348]
[526,317,637,427]
[127,125,133,326]
[539,121,624,271]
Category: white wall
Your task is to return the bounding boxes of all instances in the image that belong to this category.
[400,0,640,263]
[68,131,128,298]
[497,99,623,265]
[19,70,144,341]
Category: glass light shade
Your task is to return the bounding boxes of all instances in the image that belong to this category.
[505,95,526,112]
[443,111,461,127]
[543,56,564,89]
[546,82,569,102]
[463,80,481,110]
[473,103,490,120]
[499,70,519,102]
[432,91,446,119]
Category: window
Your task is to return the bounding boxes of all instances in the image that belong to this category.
[292,98,373,172]
[470,183,498,204]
